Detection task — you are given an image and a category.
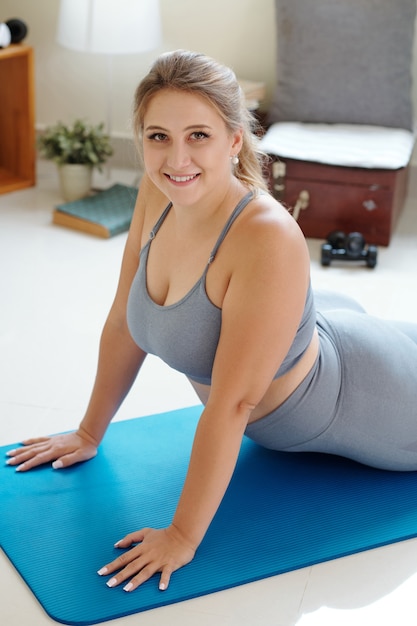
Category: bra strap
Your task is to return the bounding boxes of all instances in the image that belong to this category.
[208,190,255,264]
[149,202,173,240]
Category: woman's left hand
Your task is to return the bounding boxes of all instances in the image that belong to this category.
[97,525,196,592]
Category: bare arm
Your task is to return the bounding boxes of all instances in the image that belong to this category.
[7,175,164,471]
[76,294,147,448]
[172,202,311,547]
[78,174,169,445]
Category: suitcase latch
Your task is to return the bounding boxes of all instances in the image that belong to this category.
[272,161,286,200]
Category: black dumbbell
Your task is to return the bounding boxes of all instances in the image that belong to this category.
[321,231,377,268]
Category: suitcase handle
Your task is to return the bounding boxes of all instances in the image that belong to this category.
[292,190,310,221]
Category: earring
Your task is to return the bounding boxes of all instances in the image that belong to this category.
[231,155,239,166]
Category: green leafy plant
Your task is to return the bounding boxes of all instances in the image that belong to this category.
[38,119,113,169]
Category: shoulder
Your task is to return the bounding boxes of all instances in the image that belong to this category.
[247,191,302,236]
[231,191,309,268]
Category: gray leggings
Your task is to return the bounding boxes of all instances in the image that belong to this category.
[245,291,417,471]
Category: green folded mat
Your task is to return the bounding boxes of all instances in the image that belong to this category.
[2,405,417,625]
[53,183,138,238]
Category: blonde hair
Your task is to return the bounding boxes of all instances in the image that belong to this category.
[133,50,268,192]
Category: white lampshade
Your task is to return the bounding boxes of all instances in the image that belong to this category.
[57,0,162,55]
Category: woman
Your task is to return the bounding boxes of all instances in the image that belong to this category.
[6,50,417,593]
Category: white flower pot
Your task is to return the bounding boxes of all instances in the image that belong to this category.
[58,164,93,202]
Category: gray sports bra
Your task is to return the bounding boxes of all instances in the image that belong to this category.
[127,191,316,385]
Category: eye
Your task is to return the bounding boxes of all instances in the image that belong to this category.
[147,132,168,142]
[190,131,210,141]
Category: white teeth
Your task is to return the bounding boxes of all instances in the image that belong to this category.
[169,174,197,182]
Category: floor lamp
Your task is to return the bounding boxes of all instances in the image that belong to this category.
[56,0,162,162]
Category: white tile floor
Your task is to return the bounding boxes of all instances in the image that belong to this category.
[1,160,417,626]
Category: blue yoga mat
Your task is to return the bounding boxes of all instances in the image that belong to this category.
[2,405,417,625]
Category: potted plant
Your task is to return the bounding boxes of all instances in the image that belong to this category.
[38,119,113,202]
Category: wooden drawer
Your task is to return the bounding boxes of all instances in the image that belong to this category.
[266,157,410,246]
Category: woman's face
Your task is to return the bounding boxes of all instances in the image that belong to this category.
[142,89,243,207]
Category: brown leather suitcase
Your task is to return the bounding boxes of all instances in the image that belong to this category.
[266,156,410,246]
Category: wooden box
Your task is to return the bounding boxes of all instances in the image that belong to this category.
[266,156,410,246]
[0,44,36,194]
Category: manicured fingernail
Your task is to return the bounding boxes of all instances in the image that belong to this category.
[114,540,121,547]
[6,450,16,456]
[159,583,166,591]
[15,465,23,472]
[106,577,117,588]
[52,460,63,470]
[123,582,133,592]
[5,458,14,465]
[97,567,108,576]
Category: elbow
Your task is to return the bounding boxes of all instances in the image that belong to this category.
[229,397,259,424]
[237,399,257,415]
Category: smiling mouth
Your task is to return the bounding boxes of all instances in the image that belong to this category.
[166,173,200,183]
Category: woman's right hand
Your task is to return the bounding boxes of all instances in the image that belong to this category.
[5,429,98,472]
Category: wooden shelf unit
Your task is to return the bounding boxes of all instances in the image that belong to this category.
[0,44,36,194]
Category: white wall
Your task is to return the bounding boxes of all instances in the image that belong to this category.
[2,0,416,152]
[1,0,277,138]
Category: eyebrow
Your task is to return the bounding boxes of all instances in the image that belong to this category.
[144,124,213,132]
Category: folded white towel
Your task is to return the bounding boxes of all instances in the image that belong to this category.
[259,122,415,170]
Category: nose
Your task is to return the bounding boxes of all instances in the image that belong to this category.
[166,140,191,170]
